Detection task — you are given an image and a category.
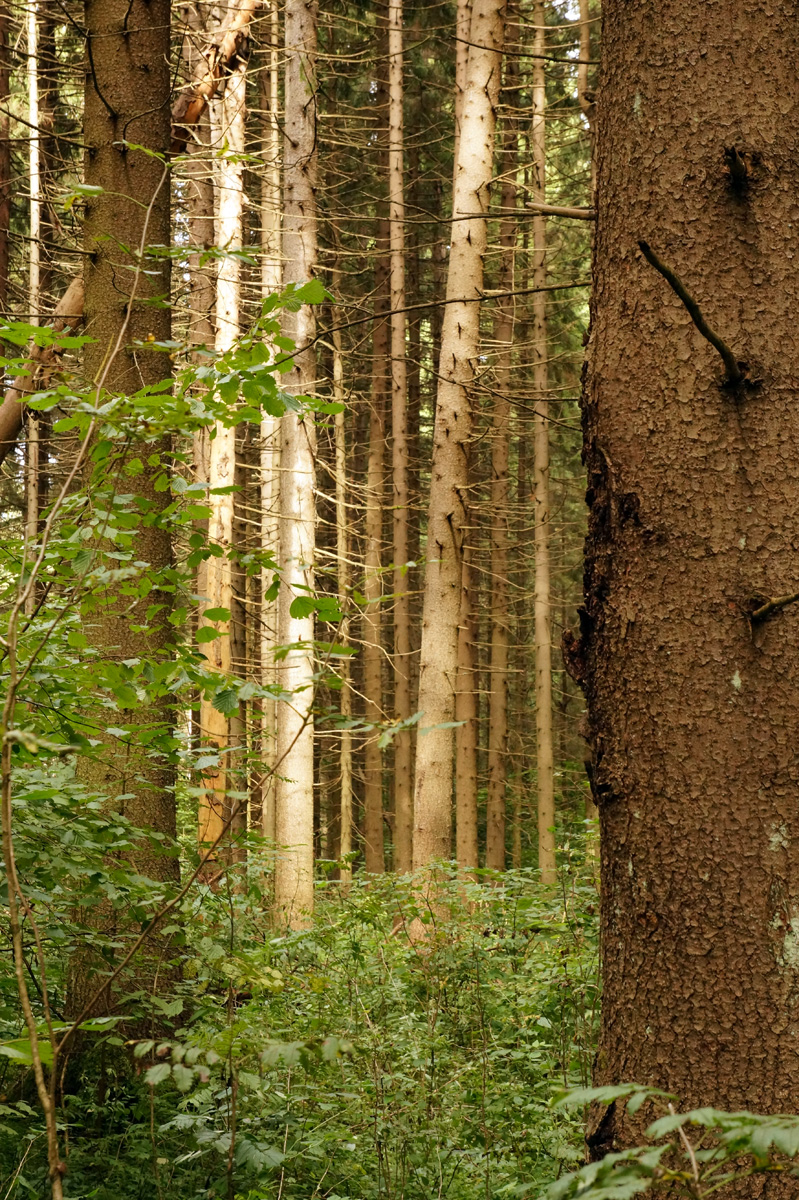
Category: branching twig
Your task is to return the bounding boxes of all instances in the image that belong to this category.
[751,592,799,623]
[638,240,744,387]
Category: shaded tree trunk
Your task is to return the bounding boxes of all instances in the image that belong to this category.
[531,2,555,885]
[581,0,799,1163]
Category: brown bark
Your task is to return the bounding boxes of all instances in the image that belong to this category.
[412,0,506,871]
[583,0,799,1162]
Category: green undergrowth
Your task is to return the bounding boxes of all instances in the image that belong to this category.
[0,862,599,1199]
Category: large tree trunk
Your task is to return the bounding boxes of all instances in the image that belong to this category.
[274,0,318,926]
[581,0,799,1159]
[412,0,506,870]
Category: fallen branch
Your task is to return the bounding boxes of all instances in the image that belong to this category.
[638,240,744,388]
[526,201,595,220]
[751,592,799,624]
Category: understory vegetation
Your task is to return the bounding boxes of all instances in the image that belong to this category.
[0,835,598,1199]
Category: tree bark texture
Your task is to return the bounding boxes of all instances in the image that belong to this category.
[81,0,174,877]
[412,0,506,870]
[583,0,799,1161]
[0,5,8,315]
[274,0,318,927]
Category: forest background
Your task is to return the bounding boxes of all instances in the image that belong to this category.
[4,0,799,1197]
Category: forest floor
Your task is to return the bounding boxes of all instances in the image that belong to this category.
[0,859,599,1199]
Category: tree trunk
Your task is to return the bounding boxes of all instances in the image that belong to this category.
[412,0,506,871]
[274,0,318,926]
[362,269,387,874]
[485,37,517,873]
[198,59,248,859]
[582,0,799,1159]
[388,0,413,873]
[531,2,555,886]
[332,277,353,884]
[0,5,8,314]
[27,0,39,321]
[455,542,478,869]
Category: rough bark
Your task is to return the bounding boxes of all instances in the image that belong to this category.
[332,277,352,884]
[27,0,39,321]
[582,0,799,1165]
[412,0,506,870]
[274,0,318,926]
[531,2,555,885]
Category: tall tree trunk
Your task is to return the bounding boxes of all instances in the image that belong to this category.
[580,0,799,1160]
[531,2,555,885]
[388,0,413,873]
[362,268,387,874]
[485,48,517,870]
[332,284,353,884]
[0,5,8,314]
[259,0,281,843]
[27,0,39,322]
[455,543,479,869]
[198,60,248,858]
[412,0,506,871]
[274,0,318,926]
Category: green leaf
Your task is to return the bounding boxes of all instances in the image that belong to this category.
[294,279,330,305]
[289,596,317,620]
[202,607,230,622]
[213,687,239,716]
[196,626,223,643]
[145,1062,172,1086]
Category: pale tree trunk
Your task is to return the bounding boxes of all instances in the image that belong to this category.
[531,3,556,885]
[259,0,281,842]
[198,61,248,857]
[362,267,387,874]
[577,0,599,848]
[485,44,517,870]
[27,0,39,322]
[24,0,40,616]
[455,544,479,869]
[452,0,471,171]
[274,0,318,926]
[331,275,352,884]
[0,7,8,313]
[412,0,506,871]
[388,0,413,872]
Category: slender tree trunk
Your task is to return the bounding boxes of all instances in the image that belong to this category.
[388,0,413,873]
[27,0,39,322]
[412,0,506,871]
[0,5,8,314]
[485,52,517,870]
[274,0,318,926]
[362,270,387,874]
[332,276,352,884]
[198,60,248,858]
[531,2,556,885]
[259,0,281,843]
[580,0,799,1162]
